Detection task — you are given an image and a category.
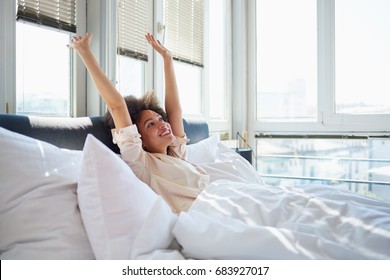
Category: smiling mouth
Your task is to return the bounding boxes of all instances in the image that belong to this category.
[159,129,171,136]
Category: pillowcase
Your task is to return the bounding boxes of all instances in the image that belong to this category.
[77,134,176,259]
[0,127,94,259]
[186,133,220,164]
[131,197,179,259]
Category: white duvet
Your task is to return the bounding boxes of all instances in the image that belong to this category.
[175,182,390,259]
[133,143,390,260]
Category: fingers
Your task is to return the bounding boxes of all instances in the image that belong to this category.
[67,33,91,49]
[146,33,163,47]
[71,32,92,43]
[145,33,155,44]
[145,33,165,51]
[71,35,82,42]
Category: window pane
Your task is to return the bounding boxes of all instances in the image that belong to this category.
[208,0,226,120]
[16,23,71,116]
[174,61,202,115]
[256,0,317,120]
[256,137,390,202]
[335,0,390,114]
[117,55,145,98]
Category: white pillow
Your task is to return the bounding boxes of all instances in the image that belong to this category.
[77,134,176,259]
[131,197,179,259]
[0,127,94,259]
[186,133,220,164]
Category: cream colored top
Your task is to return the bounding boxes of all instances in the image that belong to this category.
[112,125,210,214]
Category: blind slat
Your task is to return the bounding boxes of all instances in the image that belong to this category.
[117,0,150,61]
[16,0,77,33]
[164,0,204,67]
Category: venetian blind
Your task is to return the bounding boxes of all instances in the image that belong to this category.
[117,0,150,61]
[16,0,77,33]
[164,0,204,67]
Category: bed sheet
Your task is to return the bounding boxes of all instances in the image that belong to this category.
[134,143,390,260]
[174,181,390,259]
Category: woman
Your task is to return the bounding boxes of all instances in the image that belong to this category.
[68,33,209,214]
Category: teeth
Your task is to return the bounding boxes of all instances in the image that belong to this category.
[160,130,170,136]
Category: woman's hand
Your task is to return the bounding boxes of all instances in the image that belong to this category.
[145,33,172,61]
[67,32,92,55]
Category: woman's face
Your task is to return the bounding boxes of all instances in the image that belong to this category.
[137,110,175,153]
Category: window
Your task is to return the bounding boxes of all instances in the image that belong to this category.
[174,62,202,115]
[335,0,390,115]
[117,56,145,98]
[113,0,229,129]
[16,23,72,116]
[208,0,228,120]
[256,0,317,121]
[15,0,77,117]
[252,0,390,200]
[163,0,204,116]
[116,0,150,98]
[254,0,390,132]
[256,136,390,202]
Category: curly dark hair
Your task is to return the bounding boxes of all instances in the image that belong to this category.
[104,90,168,129]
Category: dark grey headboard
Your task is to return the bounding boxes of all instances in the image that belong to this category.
[0,114,209,152]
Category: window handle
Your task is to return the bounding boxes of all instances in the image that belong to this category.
[157,22,166,34]
[157,22,166,44]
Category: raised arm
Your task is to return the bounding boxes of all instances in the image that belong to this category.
[68,33,132,131]
[145,33,185,138]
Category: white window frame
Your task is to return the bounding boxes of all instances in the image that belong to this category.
[247,0,390,136]
[0,0,16,114]
[73,0,87,116]
[205,0,232,135]
[86,0,110,116]
[0,0,87,117]
[232,0,249,138]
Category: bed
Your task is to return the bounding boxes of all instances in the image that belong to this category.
[1,114,389,260]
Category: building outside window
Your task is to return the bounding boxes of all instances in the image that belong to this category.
[254,0,390,201]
